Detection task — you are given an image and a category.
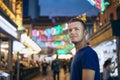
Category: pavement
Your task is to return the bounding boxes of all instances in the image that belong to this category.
[31,68,70,80]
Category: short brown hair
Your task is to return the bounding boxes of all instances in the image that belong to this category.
[68,18,87,30]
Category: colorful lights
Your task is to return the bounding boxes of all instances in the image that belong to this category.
[87,0,110,13]
[101,0,109,14]
[54,25,63,35]
[32,23,74,54]
[18,25,25,31]
[21,33,41,52]
[58,54,73,59]
[57,49,68,55]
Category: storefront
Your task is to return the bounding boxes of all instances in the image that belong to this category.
[93,39,117,75]
[0,9,19,79]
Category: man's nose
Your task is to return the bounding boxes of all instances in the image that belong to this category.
[70,29,75,33]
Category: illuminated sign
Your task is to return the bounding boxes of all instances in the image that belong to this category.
[0,15,18,38]
[87,0,110,13]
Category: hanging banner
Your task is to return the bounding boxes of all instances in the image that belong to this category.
[52,34,70,41]
[31,24,72,51]
[45,28,52,37]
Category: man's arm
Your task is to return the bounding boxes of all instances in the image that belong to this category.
[82,69,95,80]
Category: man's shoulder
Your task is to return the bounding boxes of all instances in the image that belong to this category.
[84,46,97,54]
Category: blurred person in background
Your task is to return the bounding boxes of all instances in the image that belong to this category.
[63,59,67,74]
[102,58,115,80]
[68,57,73,73]
[51,55,61,80]
[41,59,49,76]
[1,58,7,68]
[68,18,100,80]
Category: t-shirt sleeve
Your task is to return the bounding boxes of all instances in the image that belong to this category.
[81,50,99,71]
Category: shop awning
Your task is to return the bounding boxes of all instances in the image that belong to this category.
[21,33,41,54]
[0,15,18,40]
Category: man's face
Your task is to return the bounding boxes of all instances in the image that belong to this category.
[68,21,86,43]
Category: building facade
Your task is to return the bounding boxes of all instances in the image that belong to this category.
[88,0,120,77]
[23,0,40,19]
[0,0,23,80]
[89,0,120,46]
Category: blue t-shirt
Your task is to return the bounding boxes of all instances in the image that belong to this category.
[70,46,100,80]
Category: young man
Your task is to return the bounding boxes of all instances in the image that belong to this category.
[68,18,100,80]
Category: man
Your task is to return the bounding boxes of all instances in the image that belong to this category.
[68,18,100,80]
[51,55,60,80]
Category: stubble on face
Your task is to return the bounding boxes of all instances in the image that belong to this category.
[68,22,87,50]
[68,22,85,43]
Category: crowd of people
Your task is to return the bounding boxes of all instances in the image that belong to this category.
[39,55,73,80]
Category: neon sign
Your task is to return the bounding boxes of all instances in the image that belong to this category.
[87,0,110,13]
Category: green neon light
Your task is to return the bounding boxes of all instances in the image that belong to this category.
[18,25,24,30]
[55,25,63,35]
[101,0,110,13]
[53,41,61,45]
[66,44,74,50]
[66,35,70,40]
[57,49,68,54]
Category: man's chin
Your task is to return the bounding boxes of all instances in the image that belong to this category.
[72,41,79,44]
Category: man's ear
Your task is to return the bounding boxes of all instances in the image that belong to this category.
[84,30,87,36]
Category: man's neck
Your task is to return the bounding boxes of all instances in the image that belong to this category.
[74,38,86,52]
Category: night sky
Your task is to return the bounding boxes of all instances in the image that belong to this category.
[39,0,99,17]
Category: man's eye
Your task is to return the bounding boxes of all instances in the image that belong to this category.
[68,29,72,32]
[75,28,80,30]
